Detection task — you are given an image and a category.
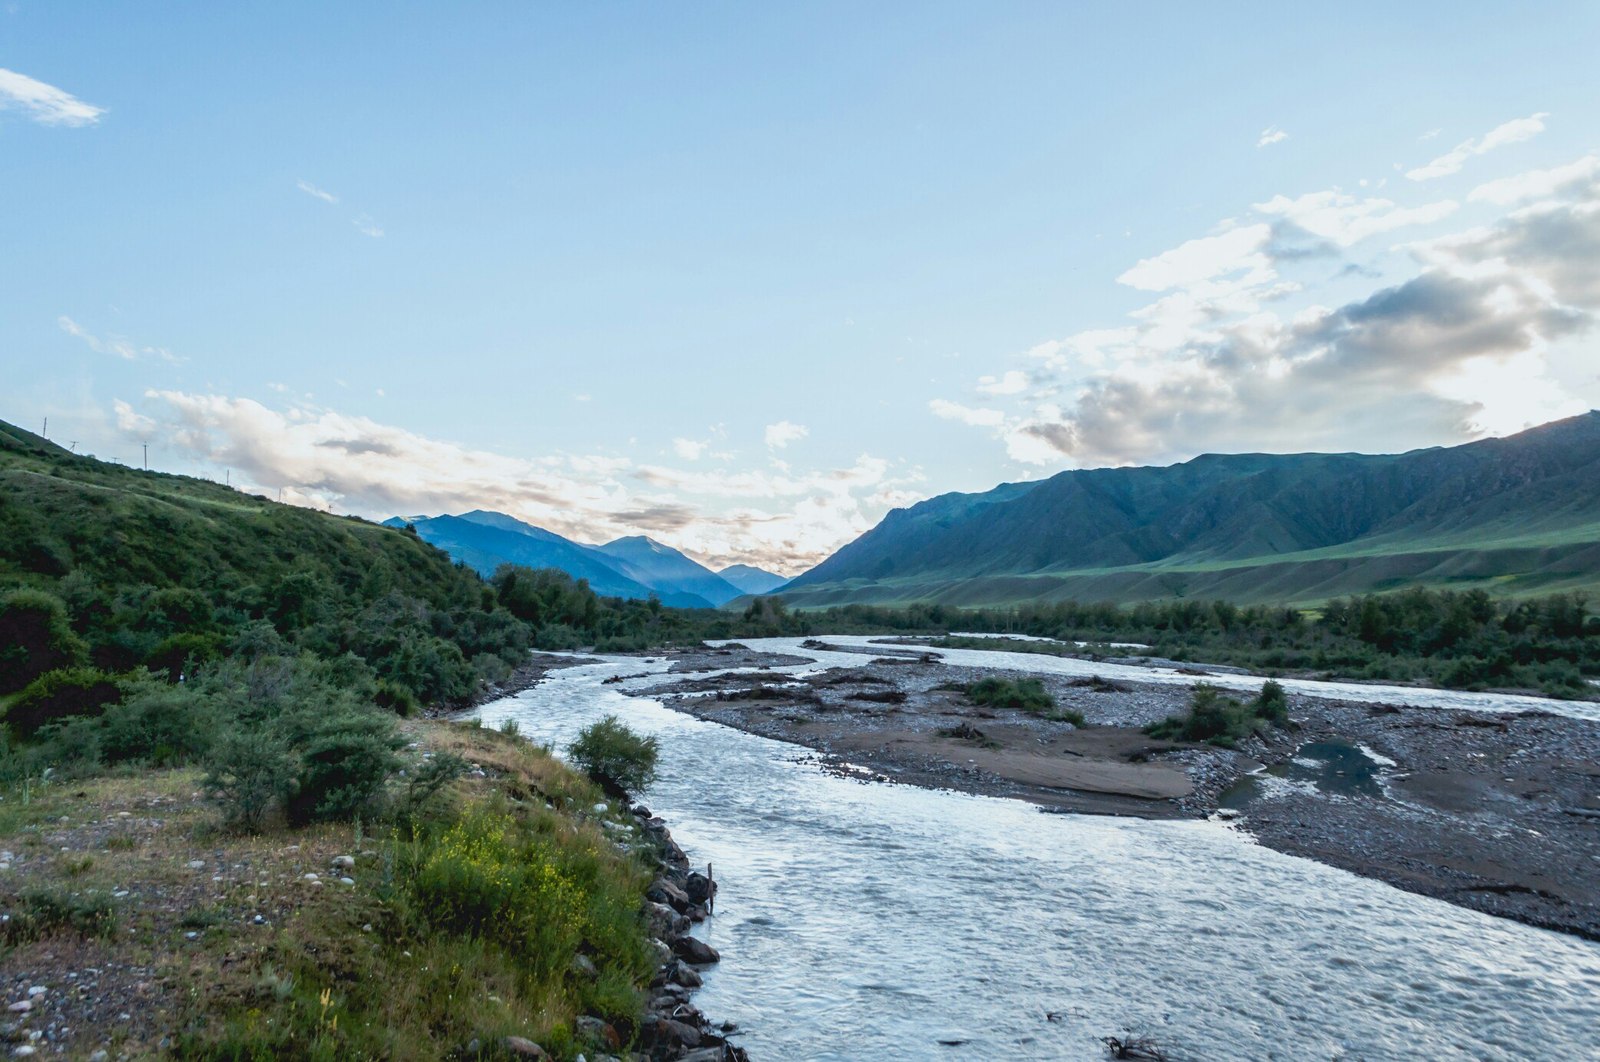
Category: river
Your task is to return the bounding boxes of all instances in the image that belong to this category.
[466,642,1600,1060]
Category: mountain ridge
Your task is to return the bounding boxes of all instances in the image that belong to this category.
[388,512,751,608]
[782,411,1600,607]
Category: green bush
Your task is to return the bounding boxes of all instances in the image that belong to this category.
[0,589,88,693]
[280,704,406,826]
[567,715,660,796]
[1145,681,1290,747]
[5,667,124,739]
[965,676,1055,713]
[203,728,297,832]
[1254,679,1289,724]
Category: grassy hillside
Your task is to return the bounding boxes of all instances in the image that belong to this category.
[783,412,1600,608]
[0,419,531,708]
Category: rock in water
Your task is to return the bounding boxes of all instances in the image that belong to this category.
[671,936,721,965]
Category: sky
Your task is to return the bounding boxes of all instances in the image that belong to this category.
[4,3,1599,575]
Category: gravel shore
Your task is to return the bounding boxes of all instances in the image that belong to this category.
[632,640,1600,942]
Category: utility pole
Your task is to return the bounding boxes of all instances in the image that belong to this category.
[225,469,230,487]
[41,417,47,439]
[142,442,148,470]
[69,442,78,453]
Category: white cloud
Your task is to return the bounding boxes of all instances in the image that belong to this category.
[58,315,181,363]
[976,370,1029,396]
[764,421,809,449]
[296,179,338,204]
[352,214,384,238]
[672,438,707,461]
[1407,112,1549,181]
[1257,126,1289,148]
[1256,190,1458,246]
[1117,224,1274,292]
[1468,154,1600,205]
[112,400,155,435]
[0,68,104,126]
[928,399,1005,428]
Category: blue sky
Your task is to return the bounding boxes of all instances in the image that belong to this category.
[5,3,1599,572]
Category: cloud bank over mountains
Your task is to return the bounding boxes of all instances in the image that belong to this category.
[124,391,918,575]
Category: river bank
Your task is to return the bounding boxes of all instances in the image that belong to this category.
[0,718,748,1060]
[631,638,1600,942]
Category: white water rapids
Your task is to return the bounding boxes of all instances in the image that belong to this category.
[465,639,1600,1060]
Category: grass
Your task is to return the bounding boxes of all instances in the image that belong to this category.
[0,720,660,1061]
[958,677,1087,725]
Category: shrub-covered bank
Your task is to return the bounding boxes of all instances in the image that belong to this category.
[0,719,745,1060]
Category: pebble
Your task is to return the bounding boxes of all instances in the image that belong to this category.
[7,1001,29,1012]
[303,873,319,882]
[331,855,355,870]
[25,987,44,998]
[186,860,205,870]
[339,877,355,886]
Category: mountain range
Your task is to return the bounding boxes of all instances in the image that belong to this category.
[780,411,1600,608]
[385,510,785,608]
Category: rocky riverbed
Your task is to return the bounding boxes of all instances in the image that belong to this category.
[632,639,1600,942]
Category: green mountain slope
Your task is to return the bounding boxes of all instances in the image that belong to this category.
[783,412,1600,607]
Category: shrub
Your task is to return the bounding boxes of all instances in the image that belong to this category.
[395,750,469,822]
[1254,679,1289,724]
[5,667,124,739]
[0,589,87,693]
[567,715,660,796]
[203,728,297,832]
[96,680,218,766]
[280,705,406,826]
[1145,681,1290,747]
[965,676,1055,713]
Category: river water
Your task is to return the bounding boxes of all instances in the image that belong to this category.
[467,642,1600,1060]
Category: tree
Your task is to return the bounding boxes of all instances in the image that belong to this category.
[567,715,660,797]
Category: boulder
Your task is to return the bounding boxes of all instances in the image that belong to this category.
[653,1018,702,1049]
[671,936,721,965]
[502,1037,545,1057]
[575,1015,621,1049]
[647,878,691,913]
[685,872,716,906]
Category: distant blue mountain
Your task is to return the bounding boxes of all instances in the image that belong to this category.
[385,511,725,608]
[717,563,789,596]
[595,536,744,606]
